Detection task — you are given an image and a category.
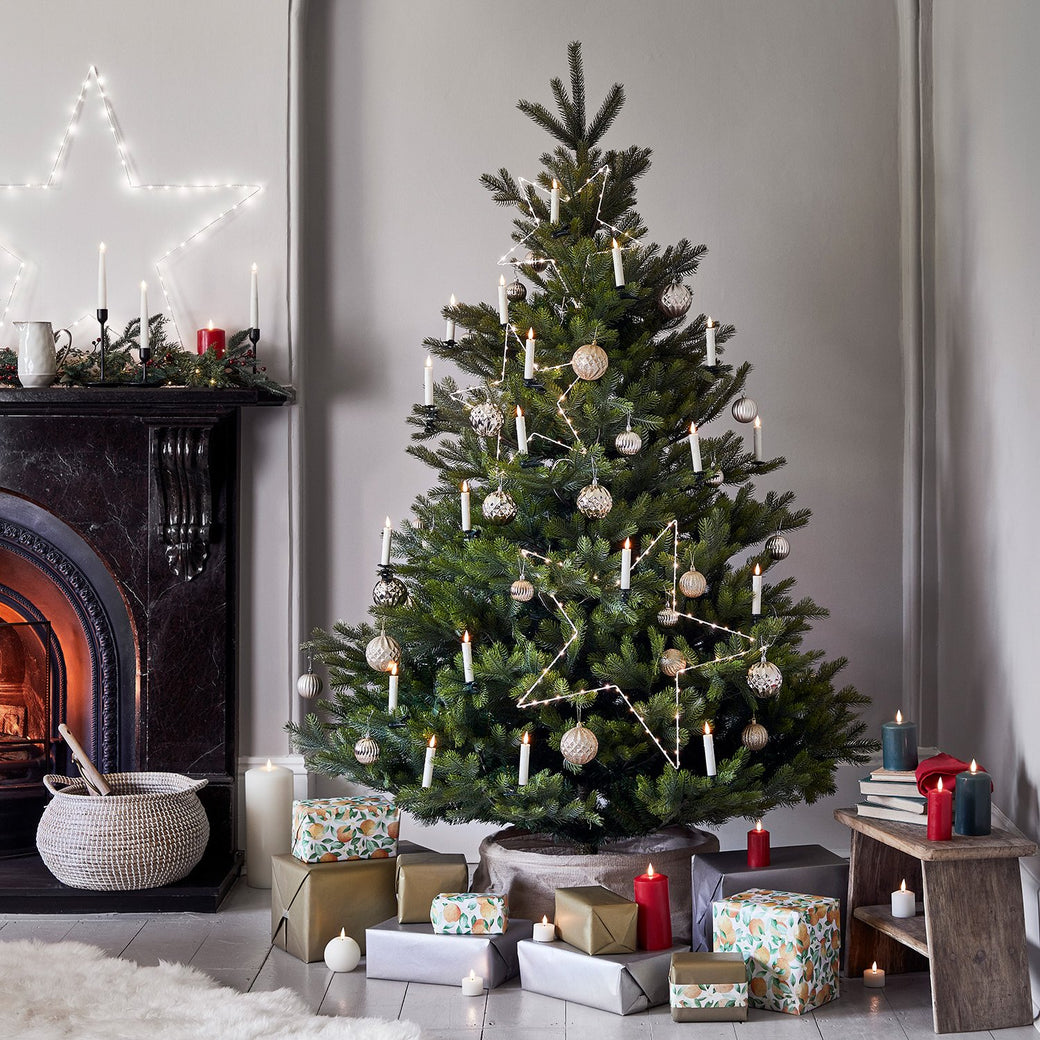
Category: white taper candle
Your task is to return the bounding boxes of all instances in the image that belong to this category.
[689,423,703,473]
[620,538,632,590]
[97,242,107,310]
[424,354,434,406]
[250,263,259,329]
[752,564,763,615]
[705,317,717,366]
[460,481,471,532]
[380,516,392,566]
[461,630,475,683]
[753,416,763,462]
[550,179,560,224]
[612,238,625,287]
[703,722,717,777]
[524,328,536,381]
[498,275,508,325]
[515,406,528,454]
[421,736,436,788]
[445,293,456,342]
[388,662,399,712]
[139,281,149,352]
[518,731,531,786]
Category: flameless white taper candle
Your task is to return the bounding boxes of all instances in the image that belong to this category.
[524,328,536,380]
[250,263,259,329]
[498,275,508,325]
[139,282,149,352]
[388,662,399,711]
[518,731,531,786]
[620,538,632,590]
[612,238,625,287]
[461,630,475,683]
[550,179,560,223]
[689,423,703,473]
[97,242,107,310]
[752,563,763,615]
[515,406,528,454]
[753,416,763,461]
[705,317,716,366]
[460,481,472,531]
[703,722,717,777]
[380,516,392,566]
[422,735,436,788]
[445,293,456,342]
[424,354,434,406]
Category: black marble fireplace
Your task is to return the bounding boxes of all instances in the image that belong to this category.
[0,386,284,911]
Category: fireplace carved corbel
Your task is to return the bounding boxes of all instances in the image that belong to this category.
[152,425,213,581]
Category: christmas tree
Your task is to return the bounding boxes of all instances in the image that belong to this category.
[291,43,874,851]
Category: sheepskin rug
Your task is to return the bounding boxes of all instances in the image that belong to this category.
[0,940,420,1040]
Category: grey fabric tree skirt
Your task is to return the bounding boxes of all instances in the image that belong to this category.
[472,826,720,943]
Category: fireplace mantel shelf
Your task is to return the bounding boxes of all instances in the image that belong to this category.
[0,385,292,416]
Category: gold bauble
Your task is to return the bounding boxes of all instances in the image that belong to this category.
[560,721,599,765]
[659,648,687,677]
[570,341,609,381]
[741,718,769,750]
[679,568,707,598]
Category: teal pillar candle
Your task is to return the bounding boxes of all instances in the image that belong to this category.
[881,711,918,771]
[954,759,992,836]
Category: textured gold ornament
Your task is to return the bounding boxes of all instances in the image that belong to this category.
[679,568,707,598]
[296,672,323,699]
[570,341,609,381]
[470,401,505,437]
[657,605,680,627]
[482,488,517,524]
[510,578,535,602]
[659,648,687,677]
[747,650,783,698]
[365,631,401,672]
[560,721,599,765]
[657,281,693,319]
[731,395,758,424]
[615,428,643,455]
[354,735,380,765]
[742,718,769,750]
[577,480,613,519]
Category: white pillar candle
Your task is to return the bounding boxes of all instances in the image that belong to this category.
[752,564,763,615]
[424,354,434,406]
[753,416,763,461]
[532,915,556,942]
[461,630,475,683]
[498,275,508,325]
[515,406,528,454]
[612,238,625,287]
[460,481,472,532]
[250,262,259,329]
[550,179,560,223]
[244,759,293,889]
[461,970,484,996]
[705,317,716,366]
[524,328,536,380]
[380,516,392,566]
[689,423,703,473]
[97,242,107,310]
[620,538,632,590]
[421,736,437,788]
[388,662,399,711]
[891,878,915,918]
[703,722,717,777]
[445,293,457,342]
[863,961,886,988]
[518,731,531,786]
[139,281,149,352]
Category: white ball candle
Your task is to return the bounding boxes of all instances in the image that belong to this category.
[250,263,259,329]
[524,328,536,381]
[863,961,886,988]
[445,293,457,342]
[532,915,556,942]
[498,275,508,325]
[380,516,392,566]
[703,721,717,777]
[619,538,632,590]
[323,928,361,973]
[422,735,437,788]
[388,662,399,712]
[550,179,560,224]
[244,759,293,889]
[705,317,717,366]
[424,354,434,406]
[139,281,149,353]
[460,481,472,532]
[891,878,915,918]
[461,630,475,683]
[689,423,703,473]
[752,564,763,615]
[461,970,484,997]
[518,731,531,787]
[515,406,528,454]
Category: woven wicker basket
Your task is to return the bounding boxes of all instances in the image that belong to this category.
[36,772,210,891]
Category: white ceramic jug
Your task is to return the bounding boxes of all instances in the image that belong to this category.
[14,322,69,388]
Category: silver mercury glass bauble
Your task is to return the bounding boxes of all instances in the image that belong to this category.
[742,718,770,751]
[570,341,609,381]
[354,735,380,765]
[560,721,599,765]
[731,395,758,424]
[372,575,408,607]
[510,578,535,602]
[679,568,707,598]
[615,428,643,456]
[296,671,323,699]
[506,278,527,302]
[748,650,783,698]
[470,401,505,437]
[705,469,724,487]
[764,533,791,561]
[657,605,680,627]
[365,631,401,673]
[660,648,687,677]
[657,281,693,319]
[524,250,550,273]
[482,488,517,524]
[577,480,613,519]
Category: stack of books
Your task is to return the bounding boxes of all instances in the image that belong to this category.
[856,767,928,825]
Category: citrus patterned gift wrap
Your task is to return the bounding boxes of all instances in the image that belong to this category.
[291,796,400,862]
[431,892,509,934]
[669,982,748,1010]
[711,888,840,1015]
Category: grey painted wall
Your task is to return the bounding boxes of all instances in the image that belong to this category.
[298,0,904,856]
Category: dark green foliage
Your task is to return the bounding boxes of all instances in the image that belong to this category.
[290,42,875,848]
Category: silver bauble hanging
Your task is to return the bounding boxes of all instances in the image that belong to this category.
[560,722,599,765]
[731,395,758,424]
[764,533,791,561]
[657,605,680,627]
[577,480,613,519]
[470,401,505,437]
[482,488,517,524]
[679,568,707,598]
[372,575,408,607]
[506,278,528,302]
[660,648,687,677]
[615,428,643,456]
[570,341,609,381]
[354,735,380,765]
[524,250,550,273]
[365,631,401,673]
[657,281,693,319]
[742,718,770,750]
[705,469,724,487]
[748,651,783,698]
[296,672,323,699]
[510,578,535,602]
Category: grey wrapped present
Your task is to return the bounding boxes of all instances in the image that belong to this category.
[518,938,681,1015]
[691,844,848,953]
[366,917,533,988]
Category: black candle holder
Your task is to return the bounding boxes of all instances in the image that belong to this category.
[421,404,438,434]
[95,308,108,384]
[523,378,545,391]
[376,563,396,580]
[248,327,260,374]
[463,529,479,541]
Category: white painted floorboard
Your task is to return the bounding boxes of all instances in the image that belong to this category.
[0,880,1035,1039]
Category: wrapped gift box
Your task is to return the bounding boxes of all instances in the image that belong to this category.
[690,844,848,954]
[396,852,470,923]
[518,938,681,1015]
[291,795,400,862]
[712,888,840,1015]
[431,892,508,934]
[669,951,749,1023]
[366,917,533,987]
[554,885,638,955]
[271,840,426,962]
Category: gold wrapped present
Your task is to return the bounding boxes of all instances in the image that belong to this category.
[555,885,638,956]
[669,951,749,1022]
[395,852,469,923]
[271,840,426,962]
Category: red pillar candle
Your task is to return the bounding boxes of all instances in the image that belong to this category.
[747,818,770,868]
[633,862,672,951]
[927,775,953,841]
[197,321,226,358]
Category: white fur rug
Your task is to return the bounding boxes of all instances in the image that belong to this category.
[0,940,420,1040]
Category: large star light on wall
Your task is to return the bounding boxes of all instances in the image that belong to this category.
[0,66,260,346]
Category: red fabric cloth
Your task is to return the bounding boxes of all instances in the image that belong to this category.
[916,753,993,794]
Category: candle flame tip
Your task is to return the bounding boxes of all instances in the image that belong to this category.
[500,274,505,285]
[265,758,272,769]
[340,927,346,939]
[647,862,654,877]
[900,878,906,891]
[429,734,437,748]
[390,661,398,676]
[872,961,878,972]
[449,293,456,305]
[970,758,978,773]
[462,630,471,642]
[522,731,530,745]
[140,280,147,290]
[542,915,548,924]
[896,709,903,724]
[704,721,712,734]
[753,562,761,575]
[99,241,106,252]
[461,480,469,492]
[937,776,943,791]
[251,262,258,273]
[755,819,762,831]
